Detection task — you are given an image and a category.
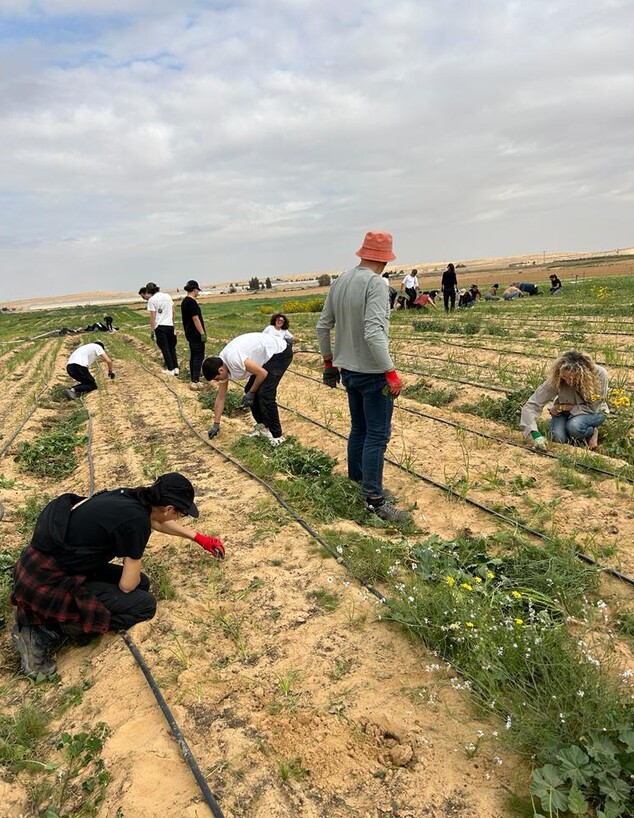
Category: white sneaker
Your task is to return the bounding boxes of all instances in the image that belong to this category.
[172,368,180,375]
[260,428,274,441]
[269,435,286,447]
[162,369,173,375]
[247,424,264,437]
[189,382,203,391]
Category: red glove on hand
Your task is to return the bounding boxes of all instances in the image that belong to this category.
[385,370,403,397]
[194,532,225,559]
[323,359,341,388]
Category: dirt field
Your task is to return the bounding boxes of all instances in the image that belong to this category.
[2,263,634,817]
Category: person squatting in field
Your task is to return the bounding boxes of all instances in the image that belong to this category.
[263,312,299,346]
[145,282,179,375]
[65,340,115,400]
[180,279,207,390]
[10,473,224,679]
[202,331,293,447]
[520,350,608,452]
[316,230,411,524]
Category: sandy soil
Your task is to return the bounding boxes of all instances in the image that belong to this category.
[2,293,634,817]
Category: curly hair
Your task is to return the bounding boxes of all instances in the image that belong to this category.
[270,313,289,330]
[548,350,601,401]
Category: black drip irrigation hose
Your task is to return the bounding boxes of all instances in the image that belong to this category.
[287,365,634,485]
[82,399,226,818]
[119,631,226,818]
[292,350,509,394]
[275,399,634,588]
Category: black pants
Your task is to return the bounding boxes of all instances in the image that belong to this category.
[245,343,293,438]
[84,563,157,631]
[186,332,205,382]
[443,289,456,312]
[67,363,97,395]
[155,325,178,371]
[405,287,417,308]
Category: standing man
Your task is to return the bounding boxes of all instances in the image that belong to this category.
[441,263,458,312]
[316,231,410,523]
[202,332,292,446]
[65,341,115,399]
[145,282,179,375]
[400,268,419,309]
[180,279,207,390]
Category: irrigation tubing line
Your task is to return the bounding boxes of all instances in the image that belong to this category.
[119,631,226,818]
[287,366,634,485]
[291,351,510,394]
[82,397,226,818]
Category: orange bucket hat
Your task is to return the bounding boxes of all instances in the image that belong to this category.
[355,231,396,262]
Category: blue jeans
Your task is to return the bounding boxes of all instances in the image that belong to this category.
[549,412,606,443]
[341,370,393,499]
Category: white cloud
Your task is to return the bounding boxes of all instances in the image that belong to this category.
[0,0,633,299]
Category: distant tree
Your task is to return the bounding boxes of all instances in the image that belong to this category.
[260,283,265,290]
[317,273,331,287]
[249,276,260,291]
[265,277,272,289]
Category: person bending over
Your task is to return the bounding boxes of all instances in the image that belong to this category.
[520,350,608,452]
[11,472,224,678]
[202,331,293,447]
[65,340,114,400]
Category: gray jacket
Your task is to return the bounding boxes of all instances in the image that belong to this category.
[519,365,609,437]
[316,266,394,373]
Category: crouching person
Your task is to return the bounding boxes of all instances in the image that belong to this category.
[10,473,224,678]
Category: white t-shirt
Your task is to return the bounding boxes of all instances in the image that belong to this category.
[403,274,418,289]
[68,343,104,368]
[147,291,174,326]
[220,332,287,381]
[262,324,293,341]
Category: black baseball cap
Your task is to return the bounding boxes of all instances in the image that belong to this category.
[154,472,199,518]
[184,279,201,291]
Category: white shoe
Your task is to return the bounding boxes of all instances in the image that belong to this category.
[269,435,286,447]
[189,382,203,391]
[161,369,173,375]
[247,425,264,437]
[172,368,180,375]
[260,428,274,440]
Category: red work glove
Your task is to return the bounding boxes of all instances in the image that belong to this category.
[194,533,225,559]
[385,370,403,397]
[323,360,341,388]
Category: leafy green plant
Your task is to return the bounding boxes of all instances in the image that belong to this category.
[199,387,246,417]
[401,378,459,407]
[15,410,87,478]
[308,589,340,612]
[459,387,534,426]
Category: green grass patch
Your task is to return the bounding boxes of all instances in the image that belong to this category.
[458,387,534,426]
[401,378,459,407]
[15,408,88,478]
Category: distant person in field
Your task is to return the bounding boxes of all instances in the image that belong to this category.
[549,274,563,294]
[316,230,411,524]
[413,290,437,309]
[180,279,206,390]
[400,269,419,309]
[503,284,523,300]
[263,313,298,345]
[10,473,224,679]
[103,315,114,332]
[202,331,293,446]
[520,350,608,452]
[64,341,115,400]
[516,281,540,295]
[382,272,398,309]
[484,283,500,301]
[145,282,179,375]
[441,263,458,312]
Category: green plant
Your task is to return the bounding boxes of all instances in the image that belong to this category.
[279,756,309,782]
[0,473,15,489]
[0,704,50,770]
[401,378,459,407]
[15,410,87,478]
[459,387,534,427]
[308,589,340,612]
[199,387,246,417]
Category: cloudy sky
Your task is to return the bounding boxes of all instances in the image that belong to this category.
[1,0,633,300]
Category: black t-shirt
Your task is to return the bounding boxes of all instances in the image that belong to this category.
[180,296,205,336]
[54,490,151,574]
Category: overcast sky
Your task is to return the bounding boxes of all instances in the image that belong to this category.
[1,0,633,300]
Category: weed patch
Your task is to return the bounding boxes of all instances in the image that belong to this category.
[15,409,87,478]
[402,378,459,407]
[459,387,534,427]
[199,387,246,417]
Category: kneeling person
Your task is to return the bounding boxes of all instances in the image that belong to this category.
[65,340,114,399]
[10,473,225,678]
[202,332,293,446]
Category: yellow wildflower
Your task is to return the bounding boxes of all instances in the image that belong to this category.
[466,621,475,628]
[474,576,483,583]
[511,591,522,599]
[515,618,524,625]
[446,576,455,587]
[487,571,495,579]
[460,583,473,591]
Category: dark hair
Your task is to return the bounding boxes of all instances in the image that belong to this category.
[145,282,160,295]
[492,283,499,288]
[429,290,438,299]
[411,269,418,275]
[270,313,289,330]
[138,287,147,296]
[447,263,455,273]
[184,279,200,293]
[95,340,105,349]
[202,356,224,381]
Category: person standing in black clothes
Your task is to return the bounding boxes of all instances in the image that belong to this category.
[441,263,458,312]
[180,280,207,390]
